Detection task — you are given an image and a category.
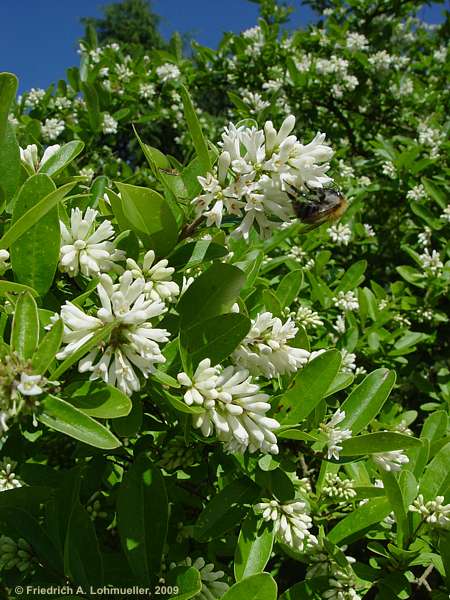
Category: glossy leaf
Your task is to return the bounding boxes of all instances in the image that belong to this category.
[281,350,342,425]
[180,312,251,368]
[419,441,450,501]
[64,502,103,587]
[0,72,18,142]
[328,498,391,544]
[234,514,274,581]
[0,121,20,209]
[11,291,39,359]
[167,566,202,600]
[39,140,84,177]
[178,262,246,328]
[117,455,168,585]
[339,369,396,434]
[222,573,277,600]
[179,84,211,175]
[276,270,303,308]
[32,318,63,374]
[38,395,121,449]
[340,432,421,456]
[195,477,260,542]
[64,380,132,418]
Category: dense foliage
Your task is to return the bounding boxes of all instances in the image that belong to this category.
[0,0,449,598]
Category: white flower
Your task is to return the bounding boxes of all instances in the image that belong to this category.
[440,205,450,223]
[418,249,443,275]
[320,409,352,460]
[323,473,357,501]
[341,349,356,373]
[102,113,118,134]
[126,250,179,303]
[296,305,323,329]
[59,207,125,278]
[41,118,65,141]
[115,64,133,81]
[372,450,409,472]
[19,144,60,172]
[381,161,396,178]
[54,96,71,111]
[156,63,180,82]
[171,557,229,599]
[56,271,170,396]
[0,458,22,492]
[16,374,44,396]
[363,224,375,238]
[139,83,155,100]
[232,312,310,377]
[0,250,10,275]
[333,291,359,312]
[241,91,270,112]
[406,184,426,201]
[80,167,95,181]
[193,116,334,240]
[346,32,368,51]
[323,570,362,600]
[409,494,450,528]
[255,499,317,552]
[369,50,395,70]
[24,88,45,109]
[334,314,346,334]
[417,227,432,247]
[177,359,280,455]
[328,223,352,246]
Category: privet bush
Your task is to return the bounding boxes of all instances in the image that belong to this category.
[0,0,449,598]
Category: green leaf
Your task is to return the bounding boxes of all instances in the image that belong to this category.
[281,350,342,425]
[179,84,211,175]
[276,270,303,308]
[10,174,60,295]
[380,471,409,547]
[167,566,202,600]
[169,240,229,270]
[419,441,450,501]
[115,182,178,256]
[64,380,132,418]
[81,82,101,130]
[335,260,367,293]
[0,180,75,250]
[234,514,274,581]
[340,432,422,456]
[38,395,121,449]
[180,313,251,368]
[64,502,103,587]
[0,73,18,142]
[279,577,330,600]
[32,318,63,374]
[117,455,168,585]
[328,498,391,544]
[11,291,39,359]
[0,121,20,209]
[0,280,38,296]
[324,372,354,397]
[222,573,277,600]
[195,477,260,542]
[339,369,396,434]
[178,262,246,328]
[39,140,84,177]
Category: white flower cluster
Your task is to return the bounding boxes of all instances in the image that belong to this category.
[346,32,368,51]
[24,87,45,109]
[192,115,334,239]
[320,409,352,460]
[322,473,357,501]
[323,570,362,600]
[59,207,125,278]
[232,312,310,377]
[440,205,450,223]
[0,458,22,492]
[418,249,443,275]
[56,271,170,395]
[296,305,324,329]
[177,359,280,455]
[372,450,409,472]
[126,250,180,303]
[0,250,10,275]
[156,63,180,82]
[41,118,65,141]
[102,113,118,135]
[409,494,450,528]
[328,223,352,246]
[171,557,229,599]
[333,291,359,312]
[406,184,426,201]
[255,499,317,552]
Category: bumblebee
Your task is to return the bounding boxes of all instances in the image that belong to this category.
[290,187,348,228]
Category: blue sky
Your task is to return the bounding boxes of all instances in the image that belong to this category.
[1,1,447,93]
